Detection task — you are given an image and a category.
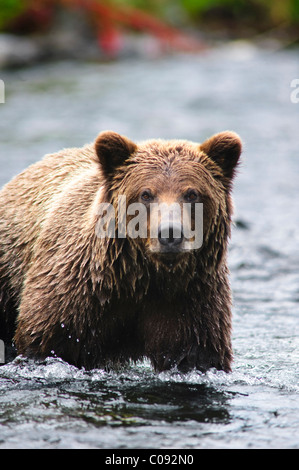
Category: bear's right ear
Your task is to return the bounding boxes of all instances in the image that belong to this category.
[95,131,137,176]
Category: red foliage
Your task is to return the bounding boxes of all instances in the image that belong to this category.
[74,0,205,54]
[12,0,205,56]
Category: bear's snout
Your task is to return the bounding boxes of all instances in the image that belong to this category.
[158,222,184,252]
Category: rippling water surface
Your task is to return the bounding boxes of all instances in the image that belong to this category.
[0,44,298,448]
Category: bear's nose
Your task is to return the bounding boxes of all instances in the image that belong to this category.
[158,223,184,248]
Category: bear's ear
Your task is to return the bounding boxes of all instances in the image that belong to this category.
[95,131,137,176]
[200,131,242,180]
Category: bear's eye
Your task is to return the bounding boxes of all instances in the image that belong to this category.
[184,189,199,203]
[140,190,154,202]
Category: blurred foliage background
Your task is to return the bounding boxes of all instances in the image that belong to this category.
[1,0,299,33]
[0,0,298,61]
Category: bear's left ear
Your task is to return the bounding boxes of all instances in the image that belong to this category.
[95,131,137,176]
[200,131,242,180]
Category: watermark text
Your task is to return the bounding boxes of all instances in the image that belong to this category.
[290,79,299,103]
[0,340,4,363]
[0,80,4,104]
[95,196,203,250]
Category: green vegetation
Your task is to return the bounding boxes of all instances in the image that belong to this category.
[180,0,299,32]
[0,0,27,30]
[1,0,298,33]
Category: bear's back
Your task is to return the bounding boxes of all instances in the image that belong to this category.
[0,143,101,306]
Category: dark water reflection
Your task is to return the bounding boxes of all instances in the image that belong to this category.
[99,381,231,425]
[1,358,232,427]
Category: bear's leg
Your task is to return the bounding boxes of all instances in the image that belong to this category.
[0,285,18,364]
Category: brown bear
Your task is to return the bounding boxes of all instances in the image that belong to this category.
[0,130,242,372]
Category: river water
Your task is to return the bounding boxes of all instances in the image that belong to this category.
[0,43,298,449]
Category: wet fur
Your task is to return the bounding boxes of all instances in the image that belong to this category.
[0,131,241,372]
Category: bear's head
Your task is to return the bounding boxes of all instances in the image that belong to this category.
[95,130,242,272]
